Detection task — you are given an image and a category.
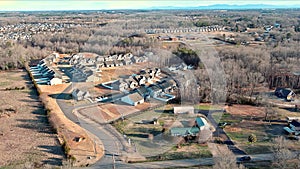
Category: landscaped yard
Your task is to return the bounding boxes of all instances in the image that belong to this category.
[112,104,213,159]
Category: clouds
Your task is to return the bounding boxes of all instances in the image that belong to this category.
[0,0,299,11]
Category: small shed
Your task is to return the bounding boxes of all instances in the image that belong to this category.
[173,106,194,114]
[275,88,296,101]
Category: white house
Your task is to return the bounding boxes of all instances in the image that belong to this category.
[49,77,62,85]
[72,89,91,101]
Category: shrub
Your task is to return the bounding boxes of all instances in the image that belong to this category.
[248,134,257,143]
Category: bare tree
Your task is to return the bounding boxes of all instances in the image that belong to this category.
[272,136,297,169]
[213,148,247,169]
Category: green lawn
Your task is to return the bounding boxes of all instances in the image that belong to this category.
[146,143,212,161]
[212,112,242,124]
[194,104,222,111]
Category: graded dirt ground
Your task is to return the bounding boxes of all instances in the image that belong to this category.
[0,70,64,168]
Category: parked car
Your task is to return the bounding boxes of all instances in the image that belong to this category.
[218,122,230,128]
[239,156,251,162]
[95,96,109,102]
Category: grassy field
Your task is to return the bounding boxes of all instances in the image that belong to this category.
[194,104,223,111]
[146,143,212,161]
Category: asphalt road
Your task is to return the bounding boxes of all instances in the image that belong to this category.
[56,84,130,167]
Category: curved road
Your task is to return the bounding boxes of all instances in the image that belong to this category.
[56,84,131,168]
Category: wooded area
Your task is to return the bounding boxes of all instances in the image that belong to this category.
[0,9,299,103]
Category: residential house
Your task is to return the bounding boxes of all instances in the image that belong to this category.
[104,55,113,61]
[111,79,129,91]
[122,57,133,65]
[195,117,208,130]
[134,75,146,85]
[170,127,199,137]
[95,55,105,62]
[135,85,150,100]
[124,53,133,58]
[173,106,194,114]
[131,56,142,63]
[275,88,296,101]
[104,61,115,67]
[143,74,154,83]
[154,68,161,76]
[121,92,144,106]
[290,120,300,132]
[158,79,177,93]
[147,84,163,97]
[49,77,62,85]
[125,76,139,89]
[114,60,124,67]
[72,89,91,101]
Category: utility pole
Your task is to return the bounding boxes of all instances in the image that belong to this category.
[112,153,115,169]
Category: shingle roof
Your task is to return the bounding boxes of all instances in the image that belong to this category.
[127,92,144,102]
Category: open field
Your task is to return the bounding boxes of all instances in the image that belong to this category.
[0,70,64,168]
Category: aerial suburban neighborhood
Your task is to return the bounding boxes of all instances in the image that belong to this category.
[0,1,300,169]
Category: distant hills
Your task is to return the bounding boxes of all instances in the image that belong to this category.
[149,4,300,10]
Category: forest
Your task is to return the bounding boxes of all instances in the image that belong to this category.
[0,9,299,103]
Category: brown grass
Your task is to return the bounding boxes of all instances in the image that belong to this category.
[0,70,63,167]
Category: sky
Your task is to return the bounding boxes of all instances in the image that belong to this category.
[0,0,299,11]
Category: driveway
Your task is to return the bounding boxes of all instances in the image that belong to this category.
[198,109,246,155]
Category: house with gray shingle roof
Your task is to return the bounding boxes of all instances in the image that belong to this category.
[121,92,144,106]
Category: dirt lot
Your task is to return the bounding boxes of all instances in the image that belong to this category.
[79,101,160,123]
[226,104,265,118]
[99,62,153,83]
[0,70,64,168]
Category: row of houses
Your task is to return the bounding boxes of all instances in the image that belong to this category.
[66,52,149,82]
[120,78,177,106]
[68,63,101,82]
[107,68,162,91]
[29,58,63,85]
[157,34,199,41]
[145,25,224,34]
[101,68,177,106]
[69,52,148,69]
